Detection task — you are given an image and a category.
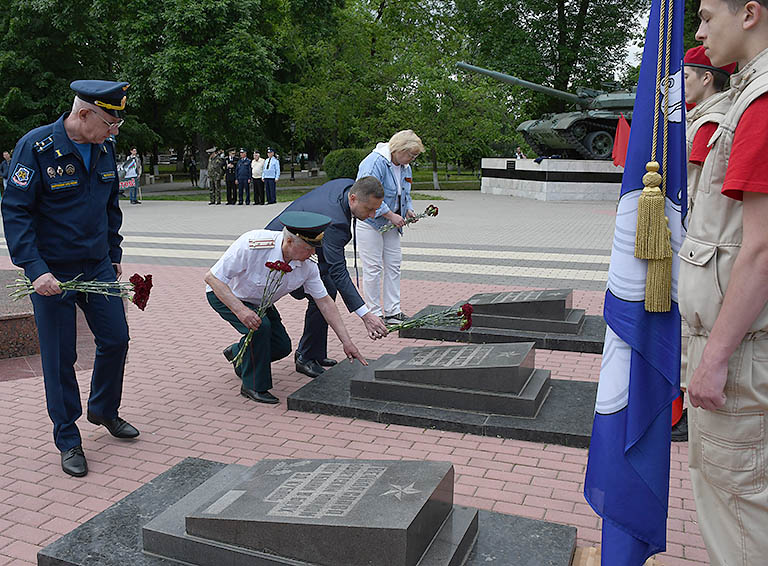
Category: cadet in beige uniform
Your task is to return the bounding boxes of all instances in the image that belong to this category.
[680,1,768,563]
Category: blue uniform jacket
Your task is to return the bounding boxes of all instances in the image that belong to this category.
[1,113,123,281]
[236,157,251,179]
[262,156,280,180]
[265,178,363,313]
[356,145,414,231]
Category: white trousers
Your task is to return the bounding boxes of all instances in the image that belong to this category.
[355,220,402,317]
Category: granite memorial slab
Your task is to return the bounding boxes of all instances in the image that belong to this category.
[38,458,577,566]
[145,459,473,566]
[350,344,551,418]
[399,288,605,354]
[288,347,596,448]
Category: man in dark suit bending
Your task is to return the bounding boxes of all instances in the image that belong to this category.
[266,176,388,377]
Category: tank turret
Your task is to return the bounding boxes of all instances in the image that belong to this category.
[457,62,635,160]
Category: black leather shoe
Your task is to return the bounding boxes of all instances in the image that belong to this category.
[61,445,88,477]
[671,409,688,442]
[223,345,242,377]
[240,386,279,404]
[295,356,325,378]
[87,412,140,439]
[319,358,337,367]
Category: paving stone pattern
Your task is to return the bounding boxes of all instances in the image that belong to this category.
[0,193,707,565]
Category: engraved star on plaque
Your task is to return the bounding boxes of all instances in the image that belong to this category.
[379,483,420,500]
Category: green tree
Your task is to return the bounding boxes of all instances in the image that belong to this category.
[457,0,647,115]
[0,0,115,150]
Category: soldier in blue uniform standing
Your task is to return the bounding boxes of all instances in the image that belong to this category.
[261,147,280,204]
[235,148,251,205]
[1,80,139,478]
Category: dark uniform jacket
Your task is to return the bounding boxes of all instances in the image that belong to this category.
[265,178,364,313]
[1,113,122,282]
[236,157,251,179]
[225,155,237,178]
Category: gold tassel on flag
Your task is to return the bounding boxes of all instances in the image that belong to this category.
[646,254,672,312]
[634,161,670,260]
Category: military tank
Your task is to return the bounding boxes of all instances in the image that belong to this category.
[457,62,635,160]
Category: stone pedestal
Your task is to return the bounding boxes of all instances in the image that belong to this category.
[145,460,473,566]
[0,270,40,359]
[400,288,605,354]
[481,157,622,201]
[351,343,550,418]
[289,344,595,448]
[37,458,578,566]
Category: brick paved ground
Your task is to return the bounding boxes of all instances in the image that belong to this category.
[0,193,708,565]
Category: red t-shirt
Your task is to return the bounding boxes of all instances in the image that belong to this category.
[689,122,718,165]
[722,93,768,200]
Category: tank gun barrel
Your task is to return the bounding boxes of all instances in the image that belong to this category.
[457,62,590,108]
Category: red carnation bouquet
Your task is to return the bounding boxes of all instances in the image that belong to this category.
[8,272,153,310]
[385,302,473,332]
[232,260,293,367]
[380,204,439,233]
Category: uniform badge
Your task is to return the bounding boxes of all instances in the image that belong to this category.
[248,238,276,249]
[65,164,75,175]
[47,167,56,178]
[56,165,64,176]
[11,164,34,188]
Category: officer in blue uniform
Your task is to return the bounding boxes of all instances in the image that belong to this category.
[235,148,251,205]
[265,177,389,377]
[261,147,280,204]
[1,80,139,478]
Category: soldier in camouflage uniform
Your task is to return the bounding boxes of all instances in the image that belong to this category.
[207,147,224,205]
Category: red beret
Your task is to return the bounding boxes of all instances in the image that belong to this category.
[684,46,737,75]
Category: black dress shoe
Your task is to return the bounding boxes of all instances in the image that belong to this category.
[87,412,140,439]
[295,356,325,378]
[223,345,242,377]
[240,386,279,404]
[671,409,688,442]
[61,445,88,477]
[319,358,337,367]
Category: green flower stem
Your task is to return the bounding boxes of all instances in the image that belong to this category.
[231,270,288,368]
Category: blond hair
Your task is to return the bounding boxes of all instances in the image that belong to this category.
[388,130,424,155]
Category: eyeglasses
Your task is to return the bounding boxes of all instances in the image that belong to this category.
[90,110,124,130]
[407,151,421,159]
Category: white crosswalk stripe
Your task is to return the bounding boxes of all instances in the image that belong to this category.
[0,236,608,283]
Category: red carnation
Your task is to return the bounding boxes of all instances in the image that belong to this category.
[128,273,153,311]
[274,260,293,273]
[459,303,473,331]
[265,261,277,270]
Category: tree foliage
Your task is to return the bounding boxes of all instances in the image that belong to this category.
[0,0,648,166]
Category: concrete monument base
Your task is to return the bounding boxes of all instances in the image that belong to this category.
[481,157,623,201]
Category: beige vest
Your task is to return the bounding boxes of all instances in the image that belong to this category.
[685,90,730,211]
[679,47,768,335]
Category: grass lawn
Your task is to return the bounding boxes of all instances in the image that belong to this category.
[141,190,449,202]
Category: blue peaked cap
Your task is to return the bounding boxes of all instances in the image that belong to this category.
[70,80,130,117]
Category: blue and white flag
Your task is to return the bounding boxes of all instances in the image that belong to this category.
[584,0,686,563]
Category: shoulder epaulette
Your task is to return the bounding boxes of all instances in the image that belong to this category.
[34,135,54,153]
[249,237,277,249]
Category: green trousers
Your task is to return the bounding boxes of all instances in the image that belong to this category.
[207,292,292,392]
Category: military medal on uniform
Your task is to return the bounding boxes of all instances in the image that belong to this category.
[47,167,56,178]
